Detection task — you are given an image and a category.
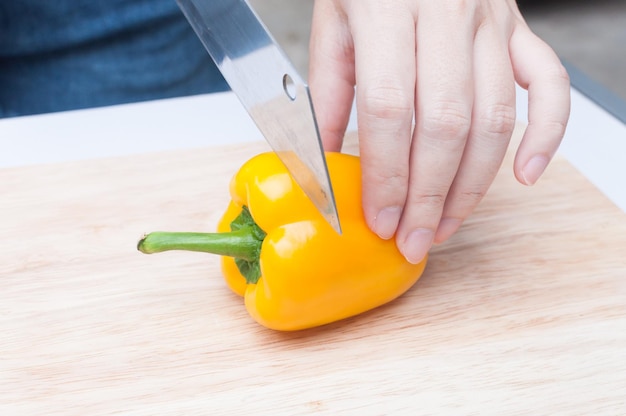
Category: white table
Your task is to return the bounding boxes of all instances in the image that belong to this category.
[2,84,625,213]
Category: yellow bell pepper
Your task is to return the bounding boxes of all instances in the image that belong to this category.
[138,152,427,331]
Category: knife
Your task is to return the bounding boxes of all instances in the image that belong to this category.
[177,0,342,234]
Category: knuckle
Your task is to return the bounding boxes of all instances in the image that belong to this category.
[549,63,571,86]
[441,0,477,15]
[441,189,485,222]
[421,101,471,142]
[411,191,447,208]
[458,188,487,205]
[360,83,414,122]
[541,119,568,139]
[363,161,409,189]
[477,103,516,137]
[374,168,408,185]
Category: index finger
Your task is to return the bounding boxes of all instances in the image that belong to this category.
[349,3,417,239]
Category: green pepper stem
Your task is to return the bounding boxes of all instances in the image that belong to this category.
[137,229,261,262]
[138,206,266,284]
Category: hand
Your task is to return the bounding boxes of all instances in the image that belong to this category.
[309,0,570,263]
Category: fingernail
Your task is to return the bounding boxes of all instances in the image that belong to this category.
[434,217,462,244]
[373,206,402,239]
[401,228,434,264]
[522,155,550,186]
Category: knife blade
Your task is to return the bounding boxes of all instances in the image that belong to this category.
[177,0,342,234]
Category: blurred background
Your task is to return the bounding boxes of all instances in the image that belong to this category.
[249,0,626,101]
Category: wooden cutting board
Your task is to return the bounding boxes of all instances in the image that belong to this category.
[1,125,625,415]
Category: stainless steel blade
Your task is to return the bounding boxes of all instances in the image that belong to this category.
[177,0,341,234]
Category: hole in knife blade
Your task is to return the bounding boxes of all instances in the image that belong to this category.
[283,74,297,101]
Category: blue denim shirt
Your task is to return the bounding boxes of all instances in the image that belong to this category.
[0,0,228,118]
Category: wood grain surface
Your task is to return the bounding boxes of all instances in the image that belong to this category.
[1,125,625,415]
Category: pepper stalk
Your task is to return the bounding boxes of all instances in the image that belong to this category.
[137,206,266,283]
